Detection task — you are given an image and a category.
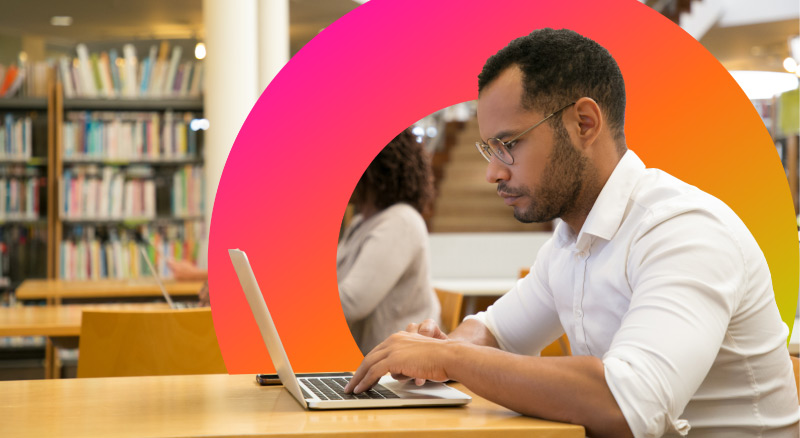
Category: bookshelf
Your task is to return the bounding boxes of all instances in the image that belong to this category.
[0,65,205,290]
[0,84,51,293]
[55,92,205,281]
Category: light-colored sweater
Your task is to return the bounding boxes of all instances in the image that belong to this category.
[337,203,441,355]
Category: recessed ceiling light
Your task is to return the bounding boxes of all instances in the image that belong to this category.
[50,16,73,26]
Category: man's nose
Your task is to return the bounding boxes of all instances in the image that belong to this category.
[485,156,510,184]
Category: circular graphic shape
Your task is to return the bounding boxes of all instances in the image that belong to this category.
[209,0,798,373]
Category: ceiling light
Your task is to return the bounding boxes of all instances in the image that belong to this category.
[50,16,73,26]
[729,71,799,100]
[195,42,206,60]
[784,57,798,73]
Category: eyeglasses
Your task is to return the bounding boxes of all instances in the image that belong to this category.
[475,101,576,165]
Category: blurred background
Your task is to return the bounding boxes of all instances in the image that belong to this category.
[0,0,796,379]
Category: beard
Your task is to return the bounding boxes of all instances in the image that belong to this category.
[499,121,588,224]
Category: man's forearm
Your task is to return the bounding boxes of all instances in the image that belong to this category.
[441,341,632,438]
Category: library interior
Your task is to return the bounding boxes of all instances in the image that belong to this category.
[0,0,798,437]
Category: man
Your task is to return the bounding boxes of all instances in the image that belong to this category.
[345,29,800,437]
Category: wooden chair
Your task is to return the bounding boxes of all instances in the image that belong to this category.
[77,308,227,378]
[792,355,799,401]
[435,288,464,334]
[519,267,571,357]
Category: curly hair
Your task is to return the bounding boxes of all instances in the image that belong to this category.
[353,129,434,214]
[478,28,626,145]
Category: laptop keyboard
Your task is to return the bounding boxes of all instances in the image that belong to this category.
[299,377,401,401]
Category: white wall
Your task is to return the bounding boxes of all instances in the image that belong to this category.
[429,232,552,280]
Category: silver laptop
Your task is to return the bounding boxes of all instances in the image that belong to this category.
[137,234,200,310]
[229,248,472,410]
[139,245,176,308]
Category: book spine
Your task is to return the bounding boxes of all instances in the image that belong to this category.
[99,52,115,98]
[122,44,138,98]
[0,65,18,97]
[108,49,122,96]
[164,46,182,97]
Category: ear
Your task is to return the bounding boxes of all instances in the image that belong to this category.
[571,97,603,151]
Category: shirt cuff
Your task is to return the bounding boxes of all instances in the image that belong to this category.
[603,354,691,438]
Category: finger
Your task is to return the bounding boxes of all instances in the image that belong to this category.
[391,372,411,381]
[415,378,426,386]
[405,322,419,333]
[417,319,438,337]
[345,340,392,393]
[345,352,378,393]
[353,359,391,394]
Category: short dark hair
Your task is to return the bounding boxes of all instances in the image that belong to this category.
[478,28,626,144]
[353,129,434,214]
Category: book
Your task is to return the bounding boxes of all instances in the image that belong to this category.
[164,46,182,96]
[99,52,115,98]
[108,49,121,97]
[122,44,138,98]
[4,67,25,98]
[189,63,203,97]
[0,65,18,96]
[59,57,76,98]
[141,45,157,96]
[89,53,103,97]
[76,44,98,97]
[180,62,193,96]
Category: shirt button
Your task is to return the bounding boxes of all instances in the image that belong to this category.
[576,309,583,318]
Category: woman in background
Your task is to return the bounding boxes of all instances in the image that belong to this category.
[337,129,441,355]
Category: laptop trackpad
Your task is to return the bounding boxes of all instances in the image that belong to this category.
[379,376,471,400]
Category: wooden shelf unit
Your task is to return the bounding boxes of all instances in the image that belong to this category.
[0,70,205,282]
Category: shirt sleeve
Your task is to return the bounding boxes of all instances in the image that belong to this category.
[603,208,746,438]
[338,210,424,323]
[466,237,565,355]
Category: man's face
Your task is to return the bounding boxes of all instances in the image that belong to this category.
[477,66,587,223]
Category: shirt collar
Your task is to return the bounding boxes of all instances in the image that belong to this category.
[553,149,646,251]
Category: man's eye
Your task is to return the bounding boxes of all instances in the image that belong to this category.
[505,140,518,150]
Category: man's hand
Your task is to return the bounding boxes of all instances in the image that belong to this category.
[402,318,448,385]
[344,331,453,394]
[167,259,208,281]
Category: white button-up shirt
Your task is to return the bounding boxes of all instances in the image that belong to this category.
[469,150,800,437]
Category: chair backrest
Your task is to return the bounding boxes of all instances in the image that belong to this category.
[792,355,799,402]
[77,308,227,378]
[435,288,463,334]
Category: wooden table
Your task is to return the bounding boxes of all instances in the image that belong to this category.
[16,279,204,305]
[0,303,171,378]
[0,373,585,437]
[0,303,171,337]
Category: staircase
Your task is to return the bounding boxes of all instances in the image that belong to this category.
[430,119,552,233]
